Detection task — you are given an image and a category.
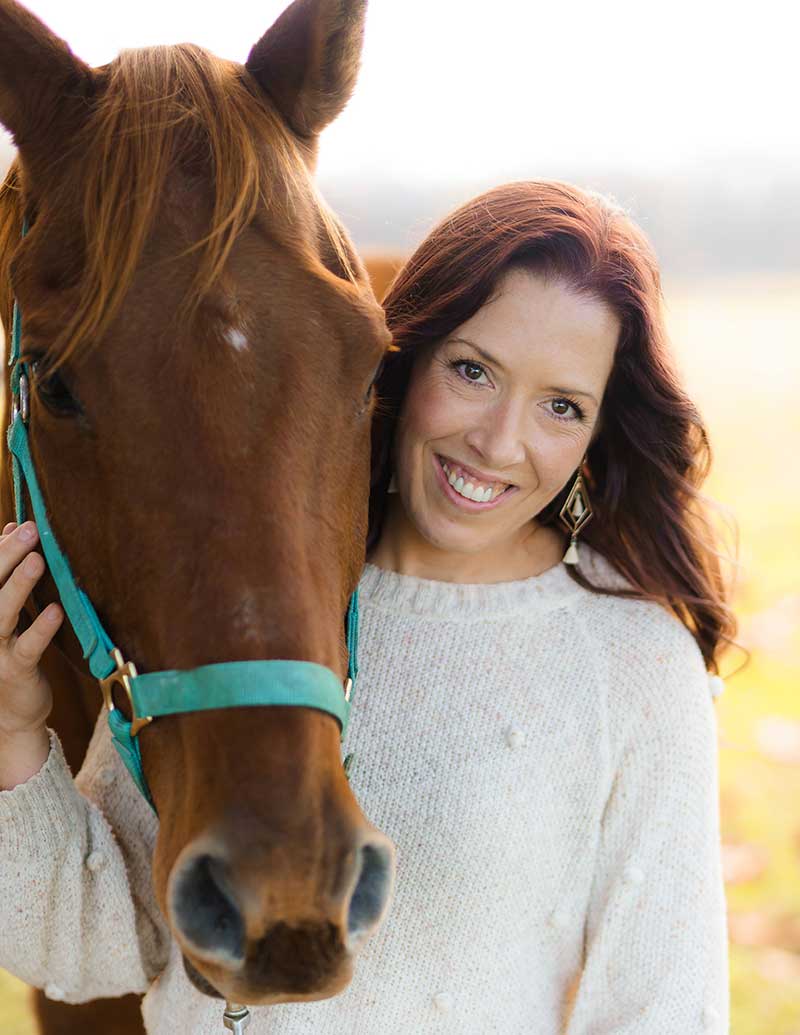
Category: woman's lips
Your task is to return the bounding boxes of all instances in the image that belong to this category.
[432,453,518,511]
[437,453,515,489]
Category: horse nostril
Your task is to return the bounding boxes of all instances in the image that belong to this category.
[171,853,245,964]
[346,840,394,950]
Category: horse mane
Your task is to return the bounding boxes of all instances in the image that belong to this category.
[0,43,356,370]
[0,163,21,354]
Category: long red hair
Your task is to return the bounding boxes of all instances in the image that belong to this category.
[370,181,737,673]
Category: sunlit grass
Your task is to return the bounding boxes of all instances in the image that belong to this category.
[666,271,800,1033]
[1,271,798,1032]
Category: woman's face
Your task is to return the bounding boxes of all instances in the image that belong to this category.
[391,268,620,558]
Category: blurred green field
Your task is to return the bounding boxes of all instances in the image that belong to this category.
[0,271,798,1033]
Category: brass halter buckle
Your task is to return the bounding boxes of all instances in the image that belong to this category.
[99,647,153,737]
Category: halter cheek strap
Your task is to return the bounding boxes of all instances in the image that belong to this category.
[6,217,359,811]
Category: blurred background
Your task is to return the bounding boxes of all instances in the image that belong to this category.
[0,1,798,1032]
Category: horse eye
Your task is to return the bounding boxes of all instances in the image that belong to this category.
[364,358,385,403]
[30,358,82,417]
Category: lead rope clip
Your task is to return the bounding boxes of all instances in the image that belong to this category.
[223,1001,251,1033]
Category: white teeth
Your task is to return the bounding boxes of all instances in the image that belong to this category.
[455,477,494,502]
[439,457,508,504]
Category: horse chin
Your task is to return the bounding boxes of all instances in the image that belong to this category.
[181,945,355,1007]
[182,954,224,1000]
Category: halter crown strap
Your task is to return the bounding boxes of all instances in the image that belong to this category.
[6,217,359,811]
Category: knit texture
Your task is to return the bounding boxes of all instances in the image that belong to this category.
[0,546,729,1033]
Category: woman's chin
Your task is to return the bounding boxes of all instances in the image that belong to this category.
[415,512,500,557]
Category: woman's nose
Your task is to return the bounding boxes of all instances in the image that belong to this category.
[462,399,529,471]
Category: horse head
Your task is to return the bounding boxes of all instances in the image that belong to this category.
[0,0,395,1006]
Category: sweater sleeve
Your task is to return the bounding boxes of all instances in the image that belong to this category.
[0,721,169,1003]
[566,610,730,1035]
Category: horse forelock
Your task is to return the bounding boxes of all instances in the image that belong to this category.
[0,42,359,373]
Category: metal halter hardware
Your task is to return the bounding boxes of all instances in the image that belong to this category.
[6,219,359,813]
[223,1001,251,1033]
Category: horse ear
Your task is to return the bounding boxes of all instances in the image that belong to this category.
[0,0,93,179]
[246,0,367,139]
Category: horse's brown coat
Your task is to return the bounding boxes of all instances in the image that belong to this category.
[0,0,394,1028]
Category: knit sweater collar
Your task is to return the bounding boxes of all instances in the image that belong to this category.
[358,551,589,619]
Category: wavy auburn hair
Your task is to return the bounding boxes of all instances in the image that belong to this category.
[369,180,737,673]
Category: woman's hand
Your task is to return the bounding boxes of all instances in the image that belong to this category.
[0,521,64,788]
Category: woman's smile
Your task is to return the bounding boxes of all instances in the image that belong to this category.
[432,452,520,511]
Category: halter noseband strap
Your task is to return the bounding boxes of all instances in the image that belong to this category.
[6,218,359,811]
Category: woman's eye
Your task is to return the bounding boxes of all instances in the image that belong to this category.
[548,398,584,421]
[453,360,489,385]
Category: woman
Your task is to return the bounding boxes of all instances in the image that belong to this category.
[0,180,733,1033]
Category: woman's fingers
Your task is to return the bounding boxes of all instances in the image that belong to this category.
[13,603,63,671]
[0,521,63,666]
[0,520,57,736]
[0,522,40,586]
[0,550,46,640]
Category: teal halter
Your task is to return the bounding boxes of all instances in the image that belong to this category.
[6,219,359,812]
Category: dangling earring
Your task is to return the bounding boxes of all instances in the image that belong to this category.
[558,458,593,566]
[387,473,398,493]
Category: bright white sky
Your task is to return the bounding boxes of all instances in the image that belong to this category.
[6,0,795,184]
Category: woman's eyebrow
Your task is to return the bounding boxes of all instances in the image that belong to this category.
[447,337,506,371]
[446,336,598,405]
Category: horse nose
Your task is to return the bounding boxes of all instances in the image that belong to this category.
[345,838,395,949]
[169,832,395,966]
[171,852,246,964]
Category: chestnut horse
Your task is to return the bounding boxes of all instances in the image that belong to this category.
[0,0,395,1032]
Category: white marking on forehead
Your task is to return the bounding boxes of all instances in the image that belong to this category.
[230,589,262,645]
[224,326,249,352]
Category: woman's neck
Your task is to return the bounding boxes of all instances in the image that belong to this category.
[367,497,565,584]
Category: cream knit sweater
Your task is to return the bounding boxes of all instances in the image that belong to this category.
[0,546,729,1034]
